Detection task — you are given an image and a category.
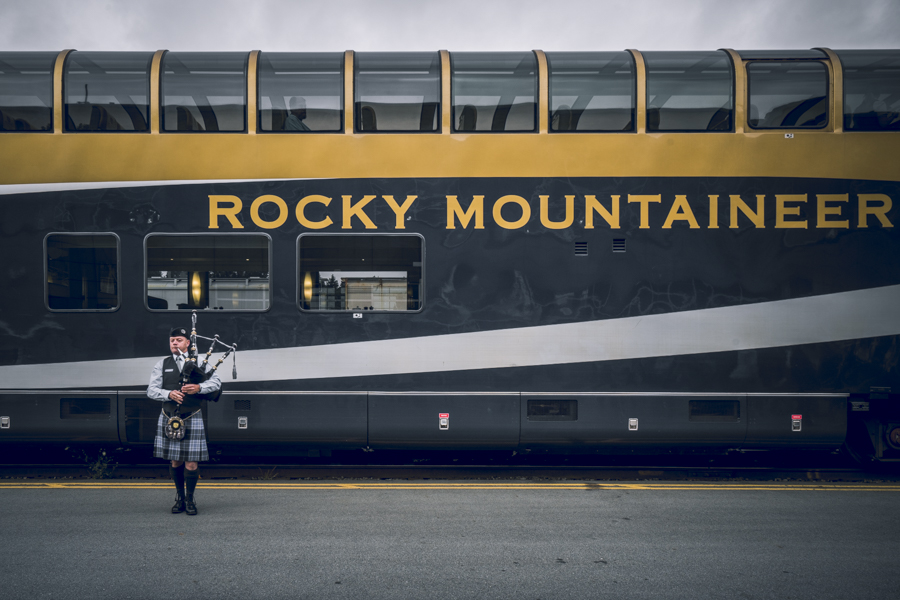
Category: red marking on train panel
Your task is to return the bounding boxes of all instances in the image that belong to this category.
[792,414,802,420]
[439,413,449,418]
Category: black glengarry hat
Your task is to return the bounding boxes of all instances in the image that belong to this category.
[170,327,190,339]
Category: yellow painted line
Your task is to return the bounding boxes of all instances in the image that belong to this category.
[0,481,898,491]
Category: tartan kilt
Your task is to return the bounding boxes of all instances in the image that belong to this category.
[154,409,209,463]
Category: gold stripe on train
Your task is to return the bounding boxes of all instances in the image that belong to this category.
[1,132,899,185]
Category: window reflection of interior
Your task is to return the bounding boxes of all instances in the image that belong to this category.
[747,62,827,129]
[162,52,247,132]
[258,52,343,132]
[838,50,900,131]
[64,52,152,132]
[355,52,440,132]
[548,51,635,132]
[46,234,118,310]
[0,52,55,131]
[644,51,733,132]
[343,273,409,311]
[13,49,900,137]
[452,52,537,132]
[146,235,269,311]
[298,236,422,311]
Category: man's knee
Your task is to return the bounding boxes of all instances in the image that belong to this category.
[185,462,198,471]
[171,460,183,468]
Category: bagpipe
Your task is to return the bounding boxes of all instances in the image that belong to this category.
[178,310,238,403]
[163,311,238,439]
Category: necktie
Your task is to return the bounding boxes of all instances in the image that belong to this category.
[176,356,184,372]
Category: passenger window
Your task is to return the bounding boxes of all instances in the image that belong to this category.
[64,51,152,132]
[0,52,55,132]
[547,51,635,132]
[837,50,900,131]
[298,235,423,311]
[145,234,270,311]
[747,61,827,129]
[258,52,343,132]
[46,233,119,311]
[643,51,734,132]
[354,52,440,132]
[451,52,536,132]
[162,52,247,132]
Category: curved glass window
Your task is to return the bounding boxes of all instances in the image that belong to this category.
[837,50,900,131]
[737,50,827,61]
[451,52,536,132]
[162,52,247,132]
[747,61,827,129]
[146,234,270,311]
[258,52,343,133]
[354,52,440,132]
[0,52,55,132]
[64,51,152,132]
[547,51,634,132]
[298,235,423,312]
[644,51,733,132]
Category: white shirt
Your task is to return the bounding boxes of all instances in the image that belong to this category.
[146,354,222,401]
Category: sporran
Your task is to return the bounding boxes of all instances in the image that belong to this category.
[164,410,200,440]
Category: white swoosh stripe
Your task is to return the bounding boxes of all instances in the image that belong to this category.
[1,285,898,390]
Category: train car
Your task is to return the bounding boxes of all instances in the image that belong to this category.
[0,48,898,463]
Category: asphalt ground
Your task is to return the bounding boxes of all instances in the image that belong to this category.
[1,480,899,600]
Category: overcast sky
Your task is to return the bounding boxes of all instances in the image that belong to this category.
[1,0,899,53]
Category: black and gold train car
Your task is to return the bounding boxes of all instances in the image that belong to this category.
[0,48,898,462]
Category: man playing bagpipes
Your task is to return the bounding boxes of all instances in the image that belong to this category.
[147,316,235,516]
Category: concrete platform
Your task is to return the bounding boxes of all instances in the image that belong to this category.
[1,480,898,599]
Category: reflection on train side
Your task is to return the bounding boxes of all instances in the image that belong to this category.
[2,49,897,133]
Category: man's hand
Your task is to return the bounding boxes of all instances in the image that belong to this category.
[181,384,201,395]
[168,390,184,404]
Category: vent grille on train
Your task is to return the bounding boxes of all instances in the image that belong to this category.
[574,242,588,256]
[688,400,740,422]
[612,239,626,253]
[60,398,111,419]
[527,399,578,421]
[234,399,252,411]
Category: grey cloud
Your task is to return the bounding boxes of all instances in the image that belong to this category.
[0,0,897,52]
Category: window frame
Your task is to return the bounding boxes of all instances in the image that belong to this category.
[546,51,637,134]
[0,51,57,133]
[836,49,900,133]
[44,232,121,313]
[450,51,538,134]
[160,51,250,134]
[296,232,426,314]
[746,59,830,131]
[63,51,154,133]
[143,232,273,313]
[256,51,345,134]
[643,50,736,134]
[353,51,442,134]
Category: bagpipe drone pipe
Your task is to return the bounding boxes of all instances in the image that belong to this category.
[166,311,237,414]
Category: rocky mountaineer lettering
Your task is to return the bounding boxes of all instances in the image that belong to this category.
[208,193,895,231]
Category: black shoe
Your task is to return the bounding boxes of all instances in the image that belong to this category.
[185,495,198,516]
[172,495,186,514]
